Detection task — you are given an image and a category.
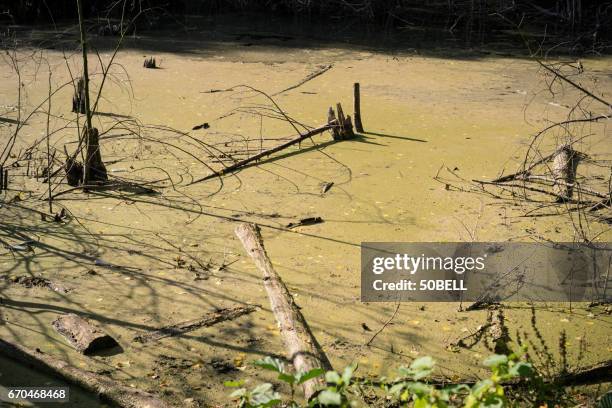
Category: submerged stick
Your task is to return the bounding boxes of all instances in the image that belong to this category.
[0,337,173,408]
[133,305,257,344]
[189,121,337,185]
[235,223,331,400]
[273,64,333,96]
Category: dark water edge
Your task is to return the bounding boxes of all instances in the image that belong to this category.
[3,11,610,61]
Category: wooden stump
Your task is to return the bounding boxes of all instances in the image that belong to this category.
[52,314,119,354]
[353,82,364,132]
[143,57,157,69]
[330,103,355,140]
[65,156,84,187]
[328,107,341,140]
[72,78,86,114]
[552,145,580,201]
[84,127,108,184]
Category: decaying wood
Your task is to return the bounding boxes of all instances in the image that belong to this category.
[235,223,331,400]
[83,127,108,185]
[133,305,257,344]
[328,108,340,140]
[272,64,333,96]
[72,77,86,114]
[286,217,324,229]
[65,155,84,187]
[551,145,580,201]
[52,314,119,354]
[189,121,337,184]
[555,359,612,386]
[320,181,334,194]
[4,275,70,294]
[0,337,173,408]
[353,83,364,132]
[332,103,355,140]
[143,57,157,69]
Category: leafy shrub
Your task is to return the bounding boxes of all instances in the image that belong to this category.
[225,348,536,407]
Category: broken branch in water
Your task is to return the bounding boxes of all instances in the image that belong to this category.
[235,223,331,400]
[133,305,258,344]
[272,64,333,96]
[189,120,338,185]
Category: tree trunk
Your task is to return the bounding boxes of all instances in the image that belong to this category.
[76,0,107,186]
[552,145,580,201]
[83,127,108,184]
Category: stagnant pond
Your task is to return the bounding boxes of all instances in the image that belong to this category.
[1,15,610,406]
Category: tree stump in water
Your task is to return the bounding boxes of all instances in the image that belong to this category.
[52,314,119,354]
[143,57,157,69]
[84,127,108,184]
[65,156,83,187]
[552,145,580,201]
[71,78,86,114]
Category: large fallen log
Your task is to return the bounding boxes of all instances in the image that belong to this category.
[189,121,338,185]
[0,337,173,408]
[133,305,257,344]
[235,223,331,400]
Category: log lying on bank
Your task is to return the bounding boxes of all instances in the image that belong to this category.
[133,305,257,344]
[0,337,173,408]
[235,223,331,400]
[52,314,119,355]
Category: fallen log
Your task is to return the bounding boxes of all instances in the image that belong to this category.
[235,223,331,400]
[52,314,119,355]
[0,337,173,408]
[189,121,337,185]
[133,305,257,344]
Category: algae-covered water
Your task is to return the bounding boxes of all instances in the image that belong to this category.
[1,16,611,406]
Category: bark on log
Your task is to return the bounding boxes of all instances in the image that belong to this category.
[0,337,173,408]
[234,223,331,400]
[52,313,119,355]
[133,305,257,344]
[189,121,337,185]
[552,145,580,201]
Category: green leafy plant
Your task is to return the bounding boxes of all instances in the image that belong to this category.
[225,350,535,408]
[312,363,357,407]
